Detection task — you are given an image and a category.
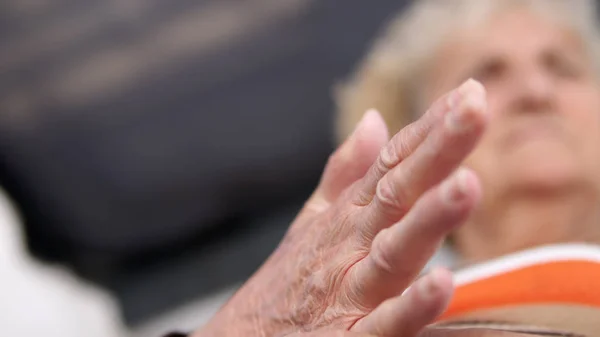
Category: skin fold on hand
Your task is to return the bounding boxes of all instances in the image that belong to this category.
[194,79,490,337]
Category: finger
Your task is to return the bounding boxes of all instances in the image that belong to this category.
[321,110,389,202]
[358,80,487,239]
[352,268,454,337]
[307,110,389,213]
[349,168,480,308]
[351,79,480,207]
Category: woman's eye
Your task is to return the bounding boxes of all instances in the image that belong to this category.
[545,52,583,79]
[472,60,506,83]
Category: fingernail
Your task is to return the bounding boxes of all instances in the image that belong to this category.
[444,79,486,133]
[441,168,471,205]
[419,271,441,300]
[419,268,453,300]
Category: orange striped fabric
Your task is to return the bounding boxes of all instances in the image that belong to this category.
[440,244,600,321]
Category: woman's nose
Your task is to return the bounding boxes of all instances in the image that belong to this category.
[509,68,555,114]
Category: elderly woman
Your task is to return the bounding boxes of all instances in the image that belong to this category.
[337,0,600,262]
[189,0,600,336]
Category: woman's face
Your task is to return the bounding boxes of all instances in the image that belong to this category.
[423,8,600,256]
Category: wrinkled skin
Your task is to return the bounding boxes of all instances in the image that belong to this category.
[193,80,489,337]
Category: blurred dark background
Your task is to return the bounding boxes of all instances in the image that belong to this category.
[0,0,409,327]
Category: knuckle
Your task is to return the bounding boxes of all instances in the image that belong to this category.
[375,174,409,213]
[375,177,398,207]
[379,140,398,170]
[370,230,397,276]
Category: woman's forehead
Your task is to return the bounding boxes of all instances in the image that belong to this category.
[469,9,584,55]
[422,8,588,97]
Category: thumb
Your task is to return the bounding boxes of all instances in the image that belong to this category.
[310,110,389,210]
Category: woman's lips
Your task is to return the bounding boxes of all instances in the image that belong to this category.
[502,121,562,149]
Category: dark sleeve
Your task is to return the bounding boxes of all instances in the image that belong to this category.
[163,333,188,337]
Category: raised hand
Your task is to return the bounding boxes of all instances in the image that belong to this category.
[194,79,488,337]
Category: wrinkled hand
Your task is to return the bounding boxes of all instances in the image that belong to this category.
[194,79,488,337]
